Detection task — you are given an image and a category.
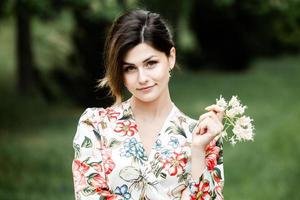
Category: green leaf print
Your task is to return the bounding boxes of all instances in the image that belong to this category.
[109,138,120,148]
[166,121,187,138]
[81,136,92,148]
[177,172,189,183]
[213,167,222,180]
[120,108,132,120]
[217,149,224,164]
[189,121,197,133]
[82,186,95,196]
[93,130,101,141]
[160,172,167,179]
[73,143,80,159]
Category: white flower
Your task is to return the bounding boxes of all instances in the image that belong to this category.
[236,116,252,127]
[232,124,243,141]
[226,108,238,118]
[235,105,247,115]
[221,130,228,138]
[228,96,240,107]
[216,95,227,109]
[229,136,237,146]
[215,95,255,146]
[233,126,253,141]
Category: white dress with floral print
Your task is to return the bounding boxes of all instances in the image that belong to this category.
[72,99,224,200]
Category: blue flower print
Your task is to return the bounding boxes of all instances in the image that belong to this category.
[160,149,172,159]
[154,139,163,150]
[120,138,147,162]
[115,184,131,200]
[168,136,179,148]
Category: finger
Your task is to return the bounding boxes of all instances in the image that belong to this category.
[199,122,208,135]
[199,117,211,135]
[199,117,223,137]
[205,105,225,117]
[205,105,224,121]
[208,112,224,126]
[193,119,207,135]
[199,111,223,125]
[205,104,224,113]
[199,111,215,122]
[192,122,201,135]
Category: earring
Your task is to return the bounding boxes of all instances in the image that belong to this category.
[169,68,172,78]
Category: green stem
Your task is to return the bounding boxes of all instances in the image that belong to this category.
[224,116,236,127]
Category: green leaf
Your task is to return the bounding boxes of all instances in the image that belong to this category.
[109,138,120,148]
[166,121,187,138]
[217,149,224,164]
[120,108,132,120]
[73,143,80,159]
[81,136,92,148]
[93,130,101,141]
[189,121,197,133]
[213,167,222,180]
[160,172,167,179]
[82,187,95,196]
[155,167,163,178]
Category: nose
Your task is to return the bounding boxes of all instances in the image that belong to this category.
[137,68,148,84]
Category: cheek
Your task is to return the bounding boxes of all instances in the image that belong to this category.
[153,65,170,81]
[123,74,135,89]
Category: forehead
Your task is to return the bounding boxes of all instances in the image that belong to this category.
[123,43,165,64]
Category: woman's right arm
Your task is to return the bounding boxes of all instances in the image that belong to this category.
[72,108,123,200]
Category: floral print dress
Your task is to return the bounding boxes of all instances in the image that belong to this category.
[72,99,224,200]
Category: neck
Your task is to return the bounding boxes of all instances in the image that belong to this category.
[130,90,173,121]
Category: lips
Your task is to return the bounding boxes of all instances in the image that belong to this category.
[137,84,156,91]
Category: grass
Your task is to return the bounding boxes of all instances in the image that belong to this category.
[1,16,300,200]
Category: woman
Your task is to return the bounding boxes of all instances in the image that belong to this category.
[72,9,224,200]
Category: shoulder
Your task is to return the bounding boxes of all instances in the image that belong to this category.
[173,105,197,125]
[73,104,124,145]
[76,100,130,133]
[172,105,198,139]
[78,101,128,123]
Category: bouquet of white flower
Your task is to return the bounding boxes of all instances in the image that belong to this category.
[216,95,255,145]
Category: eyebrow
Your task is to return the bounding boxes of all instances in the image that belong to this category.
[122,55,156,66]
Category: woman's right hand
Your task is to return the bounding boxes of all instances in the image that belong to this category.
[191,105,224,150]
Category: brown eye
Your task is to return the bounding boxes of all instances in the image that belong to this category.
[123,65,137,73]
[146,60,158,68]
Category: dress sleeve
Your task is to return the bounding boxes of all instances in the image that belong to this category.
[72,108,123,200]
[187,137,224,200]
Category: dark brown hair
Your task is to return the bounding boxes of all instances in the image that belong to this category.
[98,9,175,103]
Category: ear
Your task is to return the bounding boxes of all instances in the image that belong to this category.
[168,47,176,70]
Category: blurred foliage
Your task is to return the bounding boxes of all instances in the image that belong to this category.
[0,0,300,105]
[1,1,300,199]
[187,0,300,70]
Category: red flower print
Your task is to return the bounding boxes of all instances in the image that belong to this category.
[88,173,108,189]
[163,153,187,176]
[99,108,120,121]
[114,120,137,136]
[212,169,222,183]
[96,190,121,200]
[205,140,221,171]
[88,173,122,199]
[90,162,103,174]
[214,185,224,200]
[72,159,90,192]
[101,148,115,175]
[191,180,211,200]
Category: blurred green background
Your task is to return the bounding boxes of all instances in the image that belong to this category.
[1,0,300,199]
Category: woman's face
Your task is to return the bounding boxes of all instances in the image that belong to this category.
[122,43,175,103]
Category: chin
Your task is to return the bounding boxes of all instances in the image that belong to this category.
[134,93,160,103]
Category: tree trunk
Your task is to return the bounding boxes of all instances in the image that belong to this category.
[16,0,34,95]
